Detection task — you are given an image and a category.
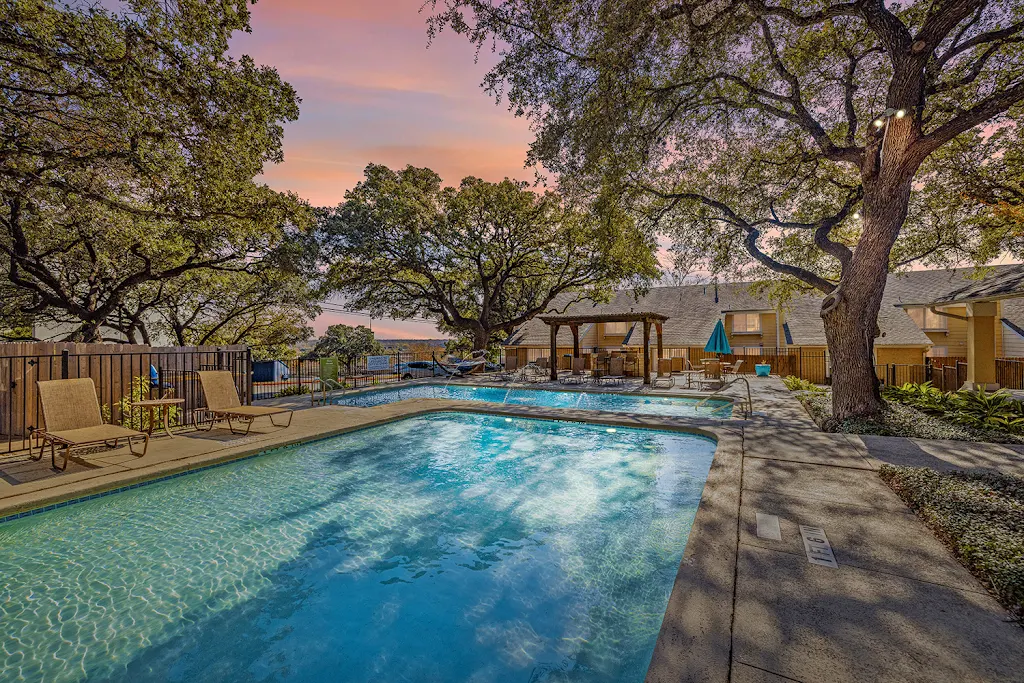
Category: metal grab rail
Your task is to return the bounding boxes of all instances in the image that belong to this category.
[694,375,752,419]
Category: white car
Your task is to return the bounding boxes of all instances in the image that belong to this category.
[395,360,448,380]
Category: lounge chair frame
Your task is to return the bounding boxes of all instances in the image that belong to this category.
[33,378,149,471]
[652,358,676,388]
[197,371,294,436]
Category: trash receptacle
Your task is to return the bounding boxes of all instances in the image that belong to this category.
[755,364,771,377]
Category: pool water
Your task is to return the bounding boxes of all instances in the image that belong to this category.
[336,384,733,417]
[0,412,715,682]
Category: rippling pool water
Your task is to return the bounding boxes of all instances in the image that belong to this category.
[336,384,733,417]
[0,412,715,682]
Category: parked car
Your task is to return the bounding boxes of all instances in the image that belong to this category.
[395,360,448,380]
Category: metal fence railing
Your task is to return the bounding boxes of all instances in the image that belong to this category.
[250,352,433,401]
[1,347,250,455]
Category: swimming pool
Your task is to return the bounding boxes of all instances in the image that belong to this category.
[336,384,733,417]
[0,412,715,682]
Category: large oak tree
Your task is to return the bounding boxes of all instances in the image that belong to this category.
[1,0,308,341]
[429,0,1024,419]
[322,164,660,351]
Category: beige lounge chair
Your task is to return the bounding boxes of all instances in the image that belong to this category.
[33,378,149,471]
[652,358,675,388]
[197,371,293,435]
[499,355,520,381]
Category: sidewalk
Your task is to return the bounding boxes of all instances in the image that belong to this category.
[730,424,1023,682]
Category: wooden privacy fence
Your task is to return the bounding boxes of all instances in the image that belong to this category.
[0,343,250,455]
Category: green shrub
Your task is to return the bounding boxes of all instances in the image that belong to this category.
[882,383,1024,435]
[782,375,826,394]
[276,384,310,397]
[880,465,1024,620]
[102,376,179,431]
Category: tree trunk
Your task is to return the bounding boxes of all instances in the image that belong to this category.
[823,173,913,421]
[472,326,489,354]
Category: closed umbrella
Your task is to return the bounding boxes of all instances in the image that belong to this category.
[704,319,732,357]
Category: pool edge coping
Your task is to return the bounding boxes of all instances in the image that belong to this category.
[0,399,737,523]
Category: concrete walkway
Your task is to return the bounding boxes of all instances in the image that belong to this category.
[726,424,1024,682]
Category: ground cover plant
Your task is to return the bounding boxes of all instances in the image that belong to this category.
[785,377,1024,443]
[879,465,1024,622]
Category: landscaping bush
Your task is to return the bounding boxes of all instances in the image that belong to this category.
[276,384,310,397]
[782,375,826,394]
[879,465,1024,621]
[883,383,1024,435]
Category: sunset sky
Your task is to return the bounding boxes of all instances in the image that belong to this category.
[231,0,535,339]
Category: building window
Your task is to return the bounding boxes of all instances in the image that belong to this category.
[926,346,948,358]
[732,313,761,333]
[907,307,948,331]
[604,321,630,335]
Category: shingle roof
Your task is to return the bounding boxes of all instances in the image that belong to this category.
[504,265,1024,349]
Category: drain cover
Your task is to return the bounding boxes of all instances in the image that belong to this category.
[799,525,838,568]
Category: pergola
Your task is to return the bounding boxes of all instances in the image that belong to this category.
[537,312,670,384]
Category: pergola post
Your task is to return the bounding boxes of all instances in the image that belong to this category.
[655,322,664,362]
[549,323,560,381]
[642,321,651,385]
[570,323,580,358]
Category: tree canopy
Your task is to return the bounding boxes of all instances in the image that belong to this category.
[312,324,384,371]
[321,164,660,351]
[429,0,1024,418]
[0,0,312,342]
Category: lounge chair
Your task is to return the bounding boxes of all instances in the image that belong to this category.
[597,357,626,385]
[197,371,293,435]
[652,358,675,388]
[558,357,587,384]
[33,378,149,471]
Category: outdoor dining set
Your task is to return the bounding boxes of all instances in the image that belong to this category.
[498,353,744,390]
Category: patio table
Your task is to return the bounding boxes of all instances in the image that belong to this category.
[130,398,185,438]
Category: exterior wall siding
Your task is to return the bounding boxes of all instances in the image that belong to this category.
[875,347,927,366]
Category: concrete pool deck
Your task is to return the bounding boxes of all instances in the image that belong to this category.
[0,377,1021,681]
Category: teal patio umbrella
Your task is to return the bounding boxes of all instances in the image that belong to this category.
[704,319,732,357]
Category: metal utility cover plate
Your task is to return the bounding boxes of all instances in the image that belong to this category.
[799,524,838,568]
[755,512,782,541]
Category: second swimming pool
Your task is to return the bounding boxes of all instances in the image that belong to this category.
[335,384,733,417]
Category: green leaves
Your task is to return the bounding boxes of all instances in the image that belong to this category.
[0,0,308,340]
[322,163,659,349]
[882,382,1024,434]
[313,325,384,369]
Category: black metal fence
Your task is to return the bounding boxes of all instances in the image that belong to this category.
[1,347,250,455]
[251,352,428,400]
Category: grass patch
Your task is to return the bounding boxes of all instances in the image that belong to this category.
[879,465,1024,621]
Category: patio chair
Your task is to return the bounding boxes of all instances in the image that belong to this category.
[558,357,587,385]
[598,357,626,386]
[499,355,520,381]
[652,358,675,388]
[197,371,293,435]
[678,360,705,388]
[697,360,724,390]
[33,378,149,471]
[723,359,744,375]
